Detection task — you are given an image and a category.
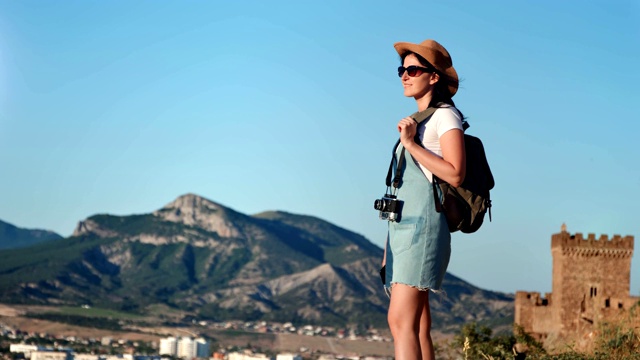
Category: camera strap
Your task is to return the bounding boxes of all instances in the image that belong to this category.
[385,139,403,191]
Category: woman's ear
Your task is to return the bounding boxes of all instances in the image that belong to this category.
[429,72,440,86]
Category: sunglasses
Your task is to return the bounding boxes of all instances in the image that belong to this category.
[397,65,435,77]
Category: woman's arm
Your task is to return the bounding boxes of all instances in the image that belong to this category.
[397,117,466,187]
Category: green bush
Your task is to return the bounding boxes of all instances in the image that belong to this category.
[452,322,515,359]
[443,320,640,360]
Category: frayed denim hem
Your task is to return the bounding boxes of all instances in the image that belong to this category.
[384,282,446,298]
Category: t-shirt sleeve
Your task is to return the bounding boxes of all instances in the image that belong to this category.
[434,107,463,138]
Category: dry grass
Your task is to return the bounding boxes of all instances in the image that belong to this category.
[0,315,162,341]
[0,303,460,357]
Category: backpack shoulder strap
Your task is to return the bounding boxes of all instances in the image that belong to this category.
[411,107,438,124]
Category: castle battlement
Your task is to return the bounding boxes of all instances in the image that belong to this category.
[516,291,551,307]
[515,224,637,350]
[551,230,634,252]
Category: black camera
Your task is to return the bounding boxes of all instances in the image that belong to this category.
[374,194,401,222]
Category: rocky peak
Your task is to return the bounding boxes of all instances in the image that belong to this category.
[73,219,119,238]
[153,193,242,238]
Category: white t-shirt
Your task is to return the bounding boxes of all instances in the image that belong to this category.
[414,106,463,182]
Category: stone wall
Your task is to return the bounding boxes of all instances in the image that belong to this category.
[514,226,635,350]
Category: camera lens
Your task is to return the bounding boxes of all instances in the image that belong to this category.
[373,199,382,210]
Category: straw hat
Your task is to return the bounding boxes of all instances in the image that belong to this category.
[393,39,459,97]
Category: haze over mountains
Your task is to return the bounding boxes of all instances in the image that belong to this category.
[0,219,62,250]
[0,194,514,331]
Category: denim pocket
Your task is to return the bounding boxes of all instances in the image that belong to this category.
[389,223,417,255]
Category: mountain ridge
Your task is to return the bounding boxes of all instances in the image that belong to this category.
[0,193,513,331]
[0,219,63,250]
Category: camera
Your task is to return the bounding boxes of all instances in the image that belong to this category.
[374,194,401,222]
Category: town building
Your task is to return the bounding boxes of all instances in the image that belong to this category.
[9,344,43,358]
[177,337,193,359]
[104,356,132,360]
[30,351,72,360]
[159,337,177,356]
[275,354,302,360]
[74,355,100,360]
[158,336,209,359]
[227,351,273,360]
[515,225,638,349]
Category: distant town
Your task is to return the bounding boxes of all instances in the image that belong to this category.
[0,319,392,360]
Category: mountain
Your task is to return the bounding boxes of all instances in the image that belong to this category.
[0,194,513,331]
[0,219,62,250]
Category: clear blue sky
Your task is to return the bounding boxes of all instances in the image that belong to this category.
[1,0,639,295]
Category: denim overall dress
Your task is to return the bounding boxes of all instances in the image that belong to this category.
[384,143,451,293]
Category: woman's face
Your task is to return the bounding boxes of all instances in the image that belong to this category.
[400,53,439,99]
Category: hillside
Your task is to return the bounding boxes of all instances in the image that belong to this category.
[0,219,62,250]
[0,193,513,331]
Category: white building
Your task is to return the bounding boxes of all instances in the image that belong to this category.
[104,356,132,360]
[276,354,302,360]
[159,337,177,356]
[227,352,273,360]
[74,355,101,360]
[9,344,44,358]
[176,337,193,359]
[30,351,71,360]
[159,336,210,359]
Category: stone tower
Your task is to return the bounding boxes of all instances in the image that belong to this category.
[551,227,634,335]
[515,225,637,345]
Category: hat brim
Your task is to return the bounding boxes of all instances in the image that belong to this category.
[394,42,459,97]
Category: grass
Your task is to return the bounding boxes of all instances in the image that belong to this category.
[55,306,145,319]
[22,305,156,332]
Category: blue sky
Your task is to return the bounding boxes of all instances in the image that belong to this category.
[1,0,639,295]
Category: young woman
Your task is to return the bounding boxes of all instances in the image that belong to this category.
[381,39,466,360]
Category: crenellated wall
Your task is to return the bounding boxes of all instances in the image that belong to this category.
[515,226,636,350]
[515,291,555,339]
[552,232,634,253]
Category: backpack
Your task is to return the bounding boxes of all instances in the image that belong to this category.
[411,106,494,233]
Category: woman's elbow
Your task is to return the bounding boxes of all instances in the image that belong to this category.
[449,172,466,188]
[449,179,463,188]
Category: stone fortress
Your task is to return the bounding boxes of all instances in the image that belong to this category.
[515,224,638,349]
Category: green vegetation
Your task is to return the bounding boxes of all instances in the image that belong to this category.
[0,219,62,250]
[252,211,383,266]
[22,306,156,333]
[88,214,212,239]
[436,319,640,360]
[56,306,144,319]
[0,234,117,293]
[0,201,510,330]
[24,313,125,331]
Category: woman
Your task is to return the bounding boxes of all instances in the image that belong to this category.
[381,39,466,360]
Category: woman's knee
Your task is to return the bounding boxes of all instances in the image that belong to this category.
[388,309,417,335]
[387,285,425,333]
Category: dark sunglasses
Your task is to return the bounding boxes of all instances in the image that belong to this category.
[397,65,434,77]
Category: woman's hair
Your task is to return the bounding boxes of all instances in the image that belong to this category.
[400,51,465,119]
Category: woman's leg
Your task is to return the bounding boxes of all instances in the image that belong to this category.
[388,283,429,360]
[418,291,435,360]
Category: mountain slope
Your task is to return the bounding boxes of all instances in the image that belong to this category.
[0,219,62,250]
[0,193,513,330]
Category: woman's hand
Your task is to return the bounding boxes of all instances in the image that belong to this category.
[397,117,417,148]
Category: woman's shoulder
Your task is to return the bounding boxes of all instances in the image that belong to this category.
[433,105,462,123]
[434,104,460,116]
